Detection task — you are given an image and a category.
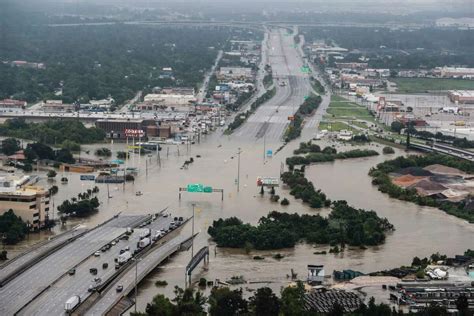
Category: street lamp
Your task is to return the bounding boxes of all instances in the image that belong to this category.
[191,203,195,259]
[236,148,242,192]
[132,258,142,313]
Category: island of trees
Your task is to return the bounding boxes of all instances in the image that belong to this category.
[208,201,393,250]
[285,95,322,142]
[57,187,100,218]
[369,153,474,222]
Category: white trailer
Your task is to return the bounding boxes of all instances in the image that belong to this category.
[118,251,132,264]
[64,295,81,313]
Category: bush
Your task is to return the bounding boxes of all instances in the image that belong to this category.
[382,146,395,154]
[281,198,290,205]
[95,147,112,157]
[47,170,57,178]
[155,280,168,287]
[198,278,207,287]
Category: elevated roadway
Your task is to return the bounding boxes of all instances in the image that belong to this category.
[84,233,193,316]
[0,214,149,315]
[17,214,176,316]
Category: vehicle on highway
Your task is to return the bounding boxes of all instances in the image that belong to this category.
[64,295,81,313]
[118,251,132,264]
[139,228,151,239]
[94,251,101,257]
[126,227,133,235]
[111,241,116,246]
[88,285,96,292]
[94,277,102,284]
[116,284,123,292]
[102,263,108,269]
[152,230,164,241]
[138,237,150,248]
[90,268,98,275]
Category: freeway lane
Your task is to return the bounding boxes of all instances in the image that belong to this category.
[0,226,87,285]
[18,215,176,316]
[233,27,311,141]
[85,233,190,316]
[0,215,147,315]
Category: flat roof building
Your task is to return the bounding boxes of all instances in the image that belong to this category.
[448,90,474,104]
[0,180,50,229]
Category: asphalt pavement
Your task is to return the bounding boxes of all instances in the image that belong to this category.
[233,27,311,141]
[0,215,148,315]
[18,214,175,316]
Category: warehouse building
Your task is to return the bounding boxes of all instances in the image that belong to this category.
[448,90,474,104]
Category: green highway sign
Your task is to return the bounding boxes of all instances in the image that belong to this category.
[187,183,213,193]
[304,95,309,100]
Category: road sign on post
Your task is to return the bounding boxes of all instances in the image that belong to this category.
[187,184,204,193]
[256,177,280,187]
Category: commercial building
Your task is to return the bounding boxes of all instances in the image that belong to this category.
[0,99,27,110]
[218,67,253,81]
[448,90,474,104]
[41,100,75,112]
[143,87,196,110]
[335,62,368,70]
[95,119,149,139]
[0,176,50,229]
[435,67,474,79]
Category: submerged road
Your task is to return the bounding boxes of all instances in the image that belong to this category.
[234,27,312,141]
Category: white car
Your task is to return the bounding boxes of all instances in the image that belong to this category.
[94,251,101,257]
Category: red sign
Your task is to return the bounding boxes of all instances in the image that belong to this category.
[124,129,145,137]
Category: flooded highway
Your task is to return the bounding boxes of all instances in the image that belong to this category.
[15,123,470,312]
[3,29,474,314]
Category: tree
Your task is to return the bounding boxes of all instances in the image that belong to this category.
[328,301,344,316]
[208,287,248,316]
[117,151,128,159]
[47,170,57,178]
[249,287,280,316]
[280,281,305,316]
[1,138,20,155]
[455,294,469,316]
[142,294,175,316]
[95,147,112,157]
[390,121,404,134]
[55,148,75,164]
[0,209,28,244]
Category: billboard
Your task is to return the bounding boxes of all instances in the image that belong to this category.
[187,183,213,193]
[80,175,95,181]
[256,177,279,187]
[124,129,145,138]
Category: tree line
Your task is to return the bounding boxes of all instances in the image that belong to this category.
[0,118,105,145]
[131,282,454,316]
[0,24,251,104]
[208,201,393,250]
[369,153,474,222]
[285,95,322,142]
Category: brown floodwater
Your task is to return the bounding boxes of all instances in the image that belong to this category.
[5,126,474,312]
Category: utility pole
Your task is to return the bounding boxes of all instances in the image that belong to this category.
[263,133,266,161]
[191,203,195,258]
[237,148,242,192]
[134,258,139,313]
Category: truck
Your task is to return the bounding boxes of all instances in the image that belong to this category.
[64,295,81,313]
[126,227,133,235]
[118,251,132,264]
[152,230,164,241]
[139,237,150,248]
[139,228,151,239]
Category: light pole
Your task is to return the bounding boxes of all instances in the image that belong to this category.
[191,203,195,258]
[133,258,141,313]
[237,148,242,192]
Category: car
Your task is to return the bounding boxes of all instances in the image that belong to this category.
[94,277,102,284]
[101,246,107,252]
[94,251,101,257]
[119,249,125,255]
[68,268,76,275]
[116,285,123,292]
[111,241,116,246]
[115,263,120,270]
[163,214,169,218]
[90,268,98,275]
[102,263,109,269]
[88,285,96,292]
[178,217,183,222]
[124,246,130,251]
